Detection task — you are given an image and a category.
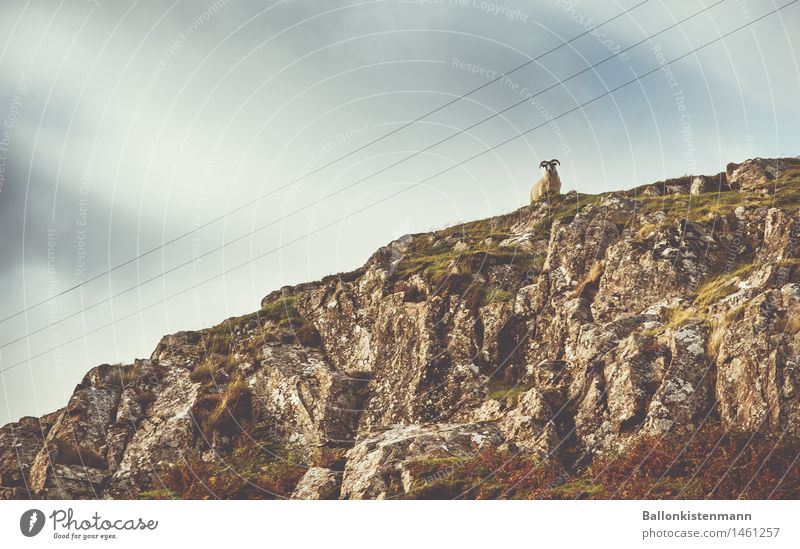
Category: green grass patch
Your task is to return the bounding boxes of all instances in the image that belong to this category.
[138,488,180,500]
[478,286,515,307]
[527,193,603,240]
[549,478,603,499]
[261,296,303,327]
[201,295,319,353]
[634,178,800,226]
[640,326,664,338]
[439,216,514,243]
[486,380,532,403]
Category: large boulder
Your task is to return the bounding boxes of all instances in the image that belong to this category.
[690,173,728,195]
[340,423,504,499]
[291,467,340,499]
[247,343,363,449]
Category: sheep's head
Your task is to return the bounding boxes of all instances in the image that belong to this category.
[539,159,560,173]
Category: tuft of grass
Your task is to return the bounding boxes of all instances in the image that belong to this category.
[694,263,755,309]
[221,353,242,373]
[108,363,140,388]
[205,376,251,433]
[485,379,532,404]
[203,331,233,356]
[479,286,515,307]
[641,324,666,338]
[706,317,727,359]
[549,478,603,499]
[635,222,660,240]
[400,447,566,500]
[396,245,534,286]
[440,217,513,243]
[665,307,702,329]
[261,296,302,326]
[190,356,224,383]
[391,206,555,293]
[200,299,317,357]
[395,423,800,499]
[207,310,265,338]
[775,165,800,184]
[573,261,604,299]
[257,296,321,347]
[776,309,800,337]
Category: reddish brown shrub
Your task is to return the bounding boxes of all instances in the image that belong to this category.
[397,425,799,499]
[586,424,800,499]
[157,443,306,500]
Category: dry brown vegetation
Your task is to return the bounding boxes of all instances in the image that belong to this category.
[397,424,799,499]
[573,260,604,299]
[153,442,306,500]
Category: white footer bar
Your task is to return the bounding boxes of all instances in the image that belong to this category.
[1,500,796,548]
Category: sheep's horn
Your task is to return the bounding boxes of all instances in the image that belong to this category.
[539,161,548,168]
[550,159,560,166]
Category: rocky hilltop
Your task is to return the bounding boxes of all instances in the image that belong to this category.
[2,157,800,500]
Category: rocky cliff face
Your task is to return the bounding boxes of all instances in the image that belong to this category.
[2,157,800,500]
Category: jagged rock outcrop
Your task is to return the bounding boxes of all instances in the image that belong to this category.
[0,412,60,499]
[2,157,799,499]
[727,157,800,192]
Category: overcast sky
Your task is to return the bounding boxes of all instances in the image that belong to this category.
[0,0,798,424]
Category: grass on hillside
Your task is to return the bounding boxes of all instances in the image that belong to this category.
[634,177,800,223]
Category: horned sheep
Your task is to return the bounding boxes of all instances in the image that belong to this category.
[530,159,562,203]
